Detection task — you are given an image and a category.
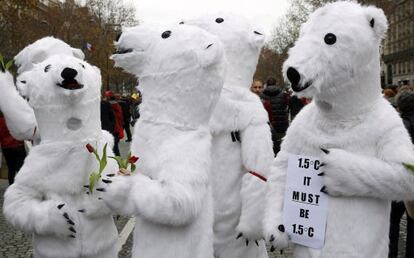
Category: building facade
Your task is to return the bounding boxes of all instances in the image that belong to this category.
[383,0,414,86]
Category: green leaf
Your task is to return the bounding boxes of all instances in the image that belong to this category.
[403,163,414,173]
[89,172,100,193]
[5,60,13,71]
[99,143,108,174]
[130,163,136,173]
[109,156,124,168]
[0,53,4,69]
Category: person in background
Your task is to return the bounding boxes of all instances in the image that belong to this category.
[250,79,264,96]
[389,90,414,258]
[289,95,309,120]
[130,91,142,127]
[119,95,132,142]
[104,90,123,156]
[384,87,398,108]
[261,77,290,155]
[101,94,115,137]
[0,111,27,185]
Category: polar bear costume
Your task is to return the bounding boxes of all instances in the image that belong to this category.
[264,2,414,257]
[184,14,273,258]
[3,55,118,258]
[100,24,225,258]
[0,37,85,141]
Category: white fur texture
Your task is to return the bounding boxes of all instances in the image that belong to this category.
[3,55,118,258]
[14,36,85,74]
[106,24,226,258]
[185,13,272,258]
[264,2,414,257]
[0,71,37,140]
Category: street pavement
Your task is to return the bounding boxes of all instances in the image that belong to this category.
[0,138,407,258]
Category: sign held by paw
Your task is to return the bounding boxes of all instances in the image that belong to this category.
[283,154,328,249]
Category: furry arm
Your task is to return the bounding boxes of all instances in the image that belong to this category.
[104,173,208,226]
[237,122,273,239]
[3,183,74,238]
[322,148,414,200]
[0,71,36,140]
[263,151,290,248]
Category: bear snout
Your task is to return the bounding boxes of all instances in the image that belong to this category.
[287,67,312,92]
[61,68,78,81]
[58,67,83,90]
[287,67,301,86]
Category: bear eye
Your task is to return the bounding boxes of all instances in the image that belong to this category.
[44,64,51,72]
[215,18,224,23]
[20,80,27,84]
[161,31,172,39]
[179,21,184,25]
[324,33,337,45]
[80,63,85,69]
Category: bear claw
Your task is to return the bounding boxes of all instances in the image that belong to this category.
[57,204,65,210]
[255,240,259,246]
[236,233,243,239]
[320,148,330,154]
[278,224,285,233]
[245,239,249,246]
[269,234,275,242]
[69,227,76,233]
[321,186,328,194]
[270,246,275,252]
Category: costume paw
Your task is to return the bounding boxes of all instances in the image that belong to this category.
[77,191,111,218]
[319,147,356,196]
[264,224,290,251]
[95,173,133,213]
[47,203,77,239]
[235,232,263,247]
[235,221,264,247]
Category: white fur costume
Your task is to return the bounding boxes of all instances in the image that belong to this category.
[101,24,225,258]
[264,2,414,257]
[0,37,85,141]
[3,55,118,258]
[185,14,273,258]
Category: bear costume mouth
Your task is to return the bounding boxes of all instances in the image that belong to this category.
[114,48,134,55]
[291,80,313,93]
[57,79,84,90]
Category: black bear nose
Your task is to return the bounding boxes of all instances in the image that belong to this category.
[287,67,301,86]
[116,33,122,42]
[61,68,78,80]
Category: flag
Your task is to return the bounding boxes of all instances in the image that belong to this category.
[85,42,94,52]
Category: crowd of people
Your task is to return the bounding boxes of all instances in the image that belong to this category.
[1,2,414,257]
[250,78,309,155]
[383,82,414,258]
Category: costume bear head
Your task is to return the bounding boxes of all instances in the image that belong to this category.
[112,24,225,129]
[183,13,265,88]
[15,37,85,97]
[283,1,388,115]
[22,54,102,142]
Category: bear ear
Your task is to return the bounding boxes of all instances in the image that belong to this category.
[364,6,388,40]
[72,48,85,60]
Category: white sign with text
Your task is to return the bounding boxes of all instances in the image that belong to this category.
[283,154,328,249]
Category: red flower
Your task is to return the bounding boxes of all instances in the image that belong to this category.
[86,143,95,153]
[128,156,139,164]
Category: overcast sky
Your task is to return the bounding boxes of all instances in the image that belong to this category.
[132,0,290,38]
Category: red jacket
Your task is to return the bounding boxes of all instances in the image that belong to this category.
[0,115,24,149]
[110,102,124,139]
